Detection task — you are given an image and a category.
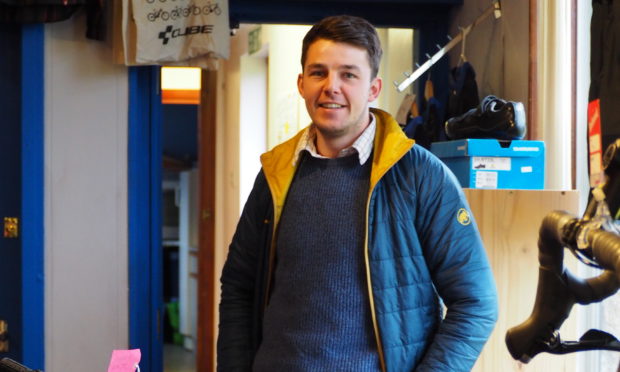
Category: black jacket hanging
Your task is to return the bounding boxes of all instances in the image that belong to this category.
[0,0,105,41]
[446,61,480,122]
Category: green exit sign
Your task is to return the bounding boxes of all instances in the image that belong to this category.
[248,26,261,55]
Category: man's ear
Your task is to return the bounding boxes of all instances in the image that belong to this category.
[368,77,382,102]
[297,73,304,97]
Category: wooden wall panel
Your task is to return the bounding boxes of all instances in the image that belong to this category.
[197,70,218,372]
[464,189,580,372]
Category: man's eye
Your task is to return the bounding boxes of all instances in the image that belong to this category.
[343,72,357,79]
[309,70,325,77]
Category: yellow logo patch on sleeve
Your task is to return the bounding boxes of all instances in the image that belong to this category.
[457,208,471,226]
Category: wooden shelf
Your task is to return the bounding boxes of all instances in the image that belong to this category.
[464,189,581,372]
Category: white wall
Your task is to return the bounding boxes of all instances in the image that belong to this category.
[44,13,129,371]
[376,28,414,117]
[263,25,311,149]
[537,1,573,190]
[239,50,267,208]
[576,0,592,210]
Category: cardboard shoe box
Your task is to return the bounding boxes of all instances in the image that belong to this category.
[430,139,545,189]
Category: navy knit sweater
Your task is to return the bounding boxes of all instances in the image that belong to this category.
[252,152,380,372]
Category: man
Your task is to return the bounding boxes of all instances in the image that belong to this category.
[217,15,498,372]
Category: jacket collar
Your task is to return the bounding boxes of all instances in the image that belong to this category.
[367,108,415,190]
[260,108,415,224]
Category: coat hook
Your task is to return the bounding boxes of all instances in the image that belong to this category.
[459,26,468,63]
[494,0,502,18]
[394,1,499,92]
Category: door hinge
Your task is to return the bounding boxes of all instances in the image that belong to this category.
[0,320,9,352]
[3,217,18,238]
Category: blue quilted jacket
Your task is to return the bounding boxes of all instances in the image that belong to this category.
[218,108,498,372]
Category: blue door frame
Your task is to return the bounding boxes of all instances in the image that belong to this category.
[21,24,45,370]
[128,66,164,372]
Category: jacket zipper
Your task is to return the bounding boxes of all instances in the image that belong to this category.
[364,188,387,372]
[364,143,413,372]
[263,185,280,308]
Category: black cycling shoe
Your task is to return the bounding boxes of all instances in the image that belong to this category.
[444,95,526,140]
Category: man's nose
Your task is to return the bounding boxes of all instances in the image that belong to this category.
[324,73,340,94]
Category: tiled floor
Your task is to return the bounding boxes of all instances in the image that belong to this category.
[164,343,196,372]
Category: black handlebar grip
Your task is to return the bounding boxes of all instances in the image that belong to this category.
[505,266,575,362]
[589,229,620,286]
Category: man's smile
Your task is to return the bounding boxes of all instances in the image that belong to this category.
[318,103,346,109]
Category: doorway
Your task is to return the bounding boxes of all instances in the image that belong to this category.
[128,65,203,372]
[159,67,202,372]
[161,106,200,372]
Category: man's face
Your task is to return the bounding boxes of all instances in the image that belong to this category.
[298,39,382,144]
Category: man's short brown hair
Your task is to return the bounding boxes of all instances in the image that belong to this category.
[301,15,383,79]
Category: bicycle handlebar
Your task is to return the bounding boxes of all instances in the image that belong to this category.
[505,210,620,363]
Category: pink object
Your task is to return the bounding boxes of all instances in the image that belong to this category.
[107,349,141,372]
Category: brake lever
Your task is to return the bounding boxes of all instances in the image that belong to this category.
[545,329,620,355]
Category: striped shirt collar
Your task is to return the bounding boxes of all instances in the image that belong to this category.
[292,113,376,166]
